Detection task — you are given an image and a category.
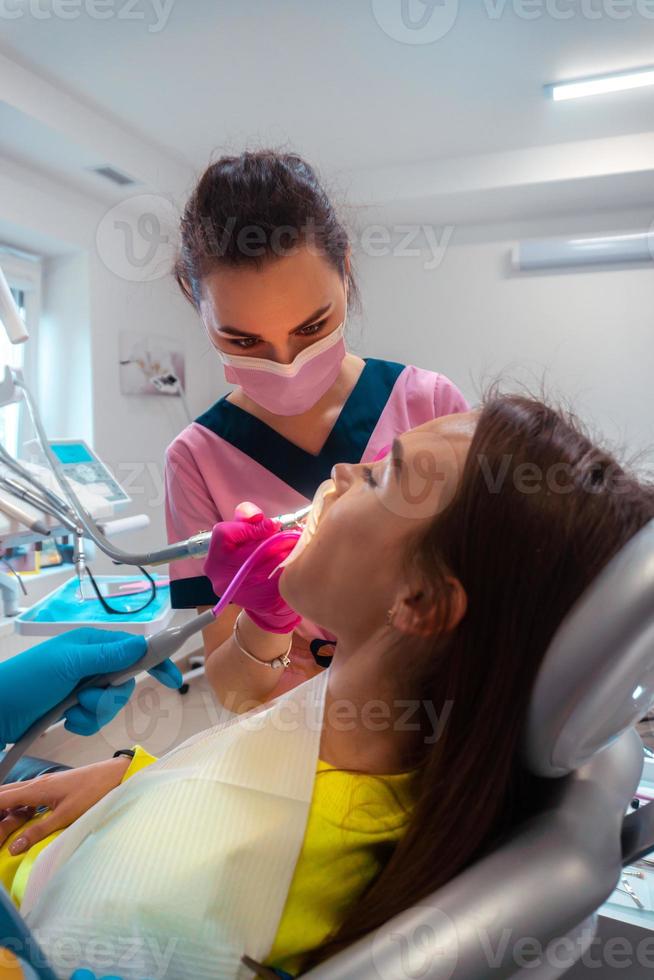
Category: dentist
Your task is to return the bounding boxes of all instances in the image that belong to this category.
[167,149,469,711]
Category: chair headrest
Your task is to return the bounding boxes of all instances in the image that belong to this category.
[524,519,654,778]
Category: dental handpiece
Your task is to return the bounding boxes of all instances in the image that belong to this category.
[147,504,312,567]
[0,494,51,537]
[0,530,302,783]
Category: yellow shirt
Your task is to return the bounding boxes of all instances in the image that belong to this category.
[0,751,414,976]
[265,759,414,976]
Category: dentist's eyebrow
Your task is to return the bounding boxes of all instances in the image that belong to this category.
[218,304,333,338]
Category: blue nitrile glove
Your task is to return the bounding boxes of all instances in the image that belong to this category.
[71,973,128,980]
[0,628,182,747]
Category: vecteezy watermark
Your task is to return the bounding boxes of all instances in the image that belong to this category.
[226,693,454,746]
[0,0,176,32]
[96,194,179,282]
[96,678,186,755]
[24,930,179,976]
[371,0,461,44]
[478,924,654,972]
[97,198,454,281]
[372,905,459,980]
[369,917,654,979]
[477,453,635,496]
[371,0,654,45]
[195,215,454,271]
[115,459,167,509]
[356,223,454,271]
[483,0,654,20]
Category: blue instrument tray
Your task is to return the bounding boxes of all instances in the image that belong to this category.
[15,575,173,636]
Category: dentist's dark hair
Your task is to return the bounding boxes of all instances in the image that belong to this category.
[174,149,357,306]
[303,394,654,972]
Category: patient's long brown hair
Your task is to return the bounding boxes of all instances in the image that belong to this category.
[303,394,654,972]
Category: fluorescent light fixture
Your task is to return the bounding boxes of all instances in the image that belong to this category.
[547,67,654,101]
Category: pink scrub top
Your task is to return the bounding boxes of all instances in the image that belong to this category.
[165,359,468,664]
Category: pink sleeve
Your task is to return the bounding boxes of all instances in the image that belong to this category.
[165,442,222,596]
[434,373,470,418]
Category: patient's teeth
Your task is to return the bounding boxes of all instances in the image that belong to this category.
[278,480,336,568]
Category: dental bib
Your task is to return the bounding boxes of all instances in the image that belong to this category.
[22,670,329,980]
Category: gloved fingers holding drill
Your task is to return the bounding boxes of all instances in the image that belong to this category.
[204,503,302,634]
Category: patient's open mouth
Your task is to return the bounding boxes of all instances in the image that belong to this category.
[278,479,336,568]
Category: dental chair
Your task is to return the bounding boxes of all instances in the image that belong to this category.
[1,519,654,979]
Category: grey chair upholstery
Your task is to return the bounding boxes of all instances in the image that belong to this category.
[306,520,654,979]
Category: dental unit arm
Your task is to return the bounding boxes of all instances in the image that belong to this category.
[0,365,310,566]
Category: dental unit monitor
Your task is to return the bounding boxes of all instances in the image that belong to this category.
[47,440,131,507]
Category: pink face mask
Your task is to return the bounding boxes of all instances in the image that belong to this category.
[219,322,347,416]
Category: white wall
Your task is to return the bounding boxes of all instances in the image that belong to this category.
[87,255,224,562]
[352,207,654,467]
[40,251,92,443]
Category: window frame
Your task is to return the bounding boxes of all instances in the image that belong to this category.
[0,247,42,454]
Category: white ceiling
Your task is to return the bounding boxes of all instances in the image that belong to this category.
[3,1,654,170]
[1,0,654,220]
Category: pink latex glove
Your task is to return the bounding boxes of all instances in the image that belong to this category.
[203,502,302,634]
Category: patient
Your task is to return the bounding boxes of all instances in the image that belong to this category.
[0,394,652,979]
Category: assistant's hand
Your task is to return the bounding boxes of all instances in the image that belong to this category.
[0,756,131,855]
[204,503,302,634]
[0,628,182,748]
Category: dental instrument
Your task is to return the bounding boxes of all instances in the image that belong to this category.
[0,443,75,520]
[0,492,50,537]
[0,528,303,782]
[618,878,645,909]
[0,474,78,530]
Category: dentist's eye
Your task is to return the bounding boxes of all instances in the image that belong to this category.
[297,319,327,337]
[363,466,378,488]
[230,337,260,349]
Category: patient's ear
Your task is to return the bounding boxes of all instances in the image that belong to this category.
[390,578,467,637]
